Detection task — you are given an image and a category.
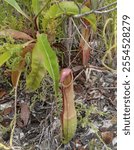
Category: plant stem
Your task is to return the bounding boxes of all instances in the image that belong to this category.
[74,1,117,18]
[33,0,50,21]
[9,72,21,149]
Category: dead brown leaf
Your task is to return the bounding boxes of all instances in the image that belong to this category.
[11,70,22,88]
[20,102,30,127]
[2,107,13,116]
[101,131,114,144]
[0,29,33,41]
[0,90,6,98]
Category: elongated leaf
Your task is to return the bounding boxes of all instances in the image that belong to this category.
[26,63,46,91]
[0,51,11,67]
[4,0,30,20]
[37,34,59,96]
[26,34,59,95]
[0,29,33,41]
[32,0,40,15]
[43,1,96,31]
[26,44,46,91]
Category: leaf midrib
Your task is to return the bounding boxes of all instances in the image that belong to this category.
[39,36,56,84]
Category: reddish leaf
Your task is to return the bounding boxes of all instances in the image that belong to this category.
[20,43,35,58]
[11,43,35,87]
[79,1,92,66]
[20,102,30,127]
[79,27,91,66]
[0,29,33,41]
[11,70,21,87]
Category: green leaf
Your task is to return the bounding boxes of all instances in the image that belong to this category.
[0,44,23,67]
[32,0,40,15]
[0,51,11,67]
[4,0,30,20]
[26,43,46,92]
[43,1,96,31]
[26,34,59,96]
[26,61,46,92]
